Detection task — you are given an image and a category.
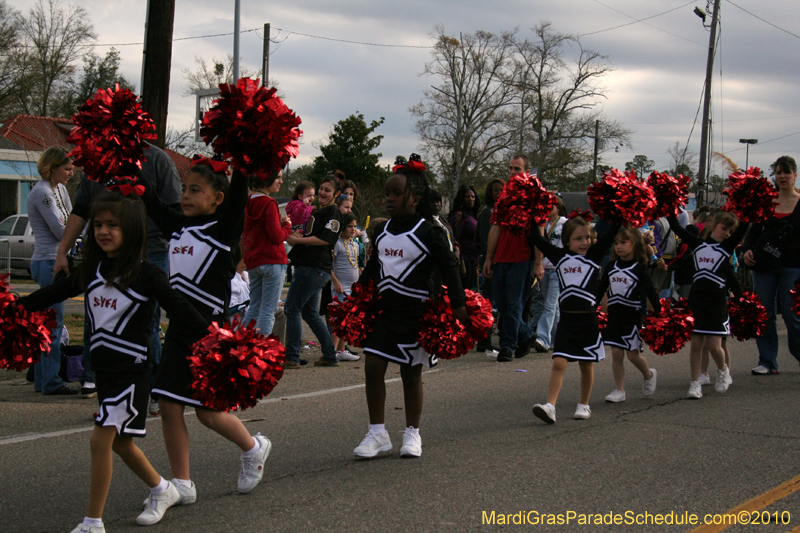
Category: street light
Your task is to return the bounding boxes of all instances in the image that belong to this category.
[739,138,758,170]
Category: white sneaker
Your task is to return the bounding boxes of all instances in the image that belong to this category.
[149,400,159,416]
[238,433,272,494]
[573,404,592,420]
[605,389,626,403]
[687,381,703,399]
[173,479,196,504]
[353,430,392,458]
[752,365,779,375]
[336,350,360,362]
[698,373,711,386]
[70,523,105,533]
[532,403,556,424]
[643,368,658,397]
[137,482,180,525]
[399,427,422,458]
[484,349,499,358]
[726,370,733,386]
[715,366,730,393]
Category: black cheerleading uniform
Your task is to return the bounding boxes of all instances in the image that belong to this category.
[358,214,465,368]
[667,217,749,336]
[597,260,661,352]
[528,223,620,361]
[18,260,207,436]
[138,169,248,407]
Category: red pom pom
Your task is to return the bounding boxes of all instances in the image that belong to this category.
[490,173,556,235]
[588,169,656,227]
[328,280,381,347]
[0,275,57,371]
[597,306,608,333]
[188,318,285,412]
[67,84,156,183]
[647,172,691,219]
[723,167,777,224]
[791,280,800,316]
[200,78,302,181]
[641,297,694,355]
[464,289,494,341]
[727,291,768,341]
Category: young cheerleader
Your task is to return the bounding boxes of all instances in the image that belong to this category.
[285,180,315,234]
[136,158,272,501]
[529,215,620,423]
[353,156,467,459]
[330,213,361,361]
[18,192,209,532]
[597,227,661,403]
[668,211,749,398]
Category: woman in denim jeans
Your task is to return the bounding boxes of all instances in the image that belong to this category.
[242,170,290,335]
[27,147,77,395]
[532,197,567,353]
[743,155,800,374]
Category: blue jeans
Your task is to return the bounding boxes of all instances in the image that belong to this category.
[284,266,337,364]
[535,268,561,349]
[752,267,800,371]
[243,263,287,335]
[494,261,534,351]
[31,260,66,394]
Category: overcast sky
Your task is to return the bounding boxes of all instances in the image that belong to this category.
[16,0,800,179]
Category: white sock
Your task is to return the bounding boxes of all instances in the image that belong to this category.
[546,403,555,409]
[406,426,419,436]
[83,517,103,527]
[369,423,386,435]
[172,478,192,488]
[242,436,260,456]
[150,477,169,495]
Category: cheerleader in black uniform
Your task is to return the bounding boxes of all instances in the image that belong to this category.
[667,211,749,399]
[528,215,620,423]
[18,193,208,532]
[137,158,272,500]
[352,155,467,459]
[597,227,661,403]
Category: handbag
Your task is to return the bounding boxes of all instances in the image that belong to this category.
[750,222,792,272]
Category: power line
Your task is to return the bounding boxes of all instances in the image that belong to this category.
[591,0,705,45]
[270,27,433,48]
[578,0,696,37]
[88,27,262,47]
[725,0,800,40]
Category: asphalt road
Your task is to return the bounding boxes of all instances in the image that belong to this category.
[2,320,800,533]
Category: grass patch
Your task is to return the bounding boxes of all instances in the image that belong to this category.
[65,313,84,344]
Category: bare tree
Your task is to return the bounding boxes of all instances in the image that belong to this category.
[667,141,698,178]
[509,22,630,189]
[0,0,23,115]
[182,55,268,95]
[165,121,214,158]
[411,26,517,197]
[14,0,96,116]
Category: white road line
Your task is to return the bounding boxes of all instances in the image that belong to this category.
[0,370,440,446]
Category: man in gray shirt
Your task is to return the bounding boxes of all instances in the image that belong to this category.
[54,143,182,404]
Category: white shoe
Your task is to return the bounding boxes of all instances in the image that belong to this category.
[687,381,703,399]
[173,479,196,504]
[399,427,422,458]
[336,349,360,362]
[532,403,556,424]
[573,404,592,420]
[726,370,733,386]
[70,523,105,533]
[353,430,392,458]
[149,399,159,416]
[137,482,180,525]
[238,434,272,493]
[643,368,657,397]
[484,349,499,358]
[698,373,711,386]
[715,366,730,393]
[605,389,626,403]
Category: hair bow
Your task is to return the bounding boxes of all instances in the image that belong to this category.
[104,176,145,197]
[568,209,593,221]
[392,153,426,173]
[191,154,230,175]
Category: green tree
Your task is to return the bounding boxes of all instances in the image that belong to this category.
[625,155,655,178]
[311,113,388,186]
[51,48,133,117]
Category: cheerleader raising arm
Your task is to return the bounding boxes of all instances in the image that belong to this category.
[667,215,750,254]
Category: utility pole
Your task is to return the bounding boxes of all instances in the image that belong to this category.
[141,0,175,148]
[593,119,600,182]
[233,0,240,82]
[696,0,721,207]
[262,23,270,87]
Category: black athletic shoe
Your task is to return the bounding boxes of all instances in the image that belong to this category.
[515,338,532,358]
[497,348,514,362]
[46,385,78,395]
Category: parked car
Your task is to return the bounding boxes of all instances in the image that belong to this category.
[0,214,82,272]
